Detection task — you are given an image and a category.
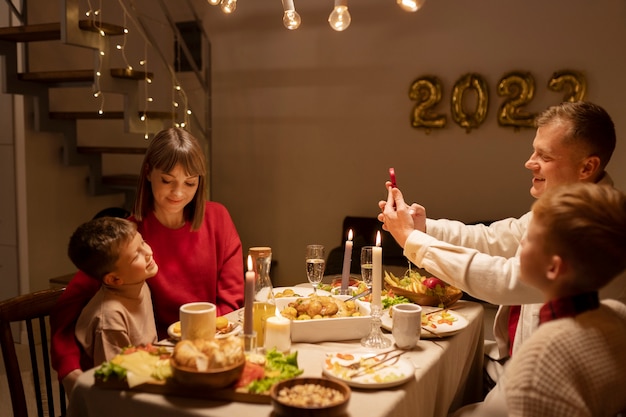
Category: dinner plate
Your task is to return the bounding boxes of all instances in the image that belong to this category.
[167,320,241,341]
[322,351,415,389]
[380,306,469,338]
[272,286,331,298]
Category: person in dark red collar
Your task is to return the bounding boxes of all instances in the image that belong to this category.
[453,183,626,417]
[510,182,626,417]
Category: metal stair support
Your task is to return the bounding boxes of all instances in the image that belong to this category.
[1,6,162,201]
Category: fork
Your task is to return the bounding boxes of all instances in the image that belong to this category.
[336,349,401,370]
[349,350,407,378]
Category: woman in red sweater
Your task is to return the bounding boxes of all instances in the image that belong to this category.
[51,127,244,392]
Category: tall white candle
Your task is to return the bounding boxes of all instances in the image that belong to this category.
[244,255,255,335]
[341,229,354,293]
[263,315,291,352]
[372,231,382,308]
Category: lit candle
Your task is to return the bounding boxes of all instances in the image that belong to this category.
[372,231,382,308]
[341,229,354,294]
[263,315,291,352]
[244,255,255,335]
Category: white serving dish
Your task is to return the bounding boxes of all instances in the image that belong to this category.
[274,295,372,343]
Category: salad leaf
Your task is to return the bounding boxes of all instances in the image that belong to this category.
[94,361,127,382]
[382,294,411,310]
[245,349,303,394]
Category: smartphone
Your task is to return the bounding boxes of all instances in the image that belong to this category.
[389,167,397,188]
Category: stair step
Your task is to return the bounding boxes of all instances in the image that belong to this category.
[0,20,124,42]
[18,69,153,84]
[101,174,139,189]
[110,68,153,80]
[77,20,126,36]
[50,111,174,120]
[77,146,146,155]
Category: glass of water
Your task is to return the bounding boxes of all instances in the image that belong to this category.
[305,244,325,294]
[360,246,374,289]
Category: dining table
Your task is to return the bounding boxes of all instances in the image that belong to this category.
[67,299,484,417]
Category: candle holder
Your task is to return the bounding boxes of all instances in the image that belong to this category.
[240,331,257,354]
[360,304,392,348]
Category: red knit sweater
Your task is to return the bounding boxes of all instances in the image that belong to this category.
[51,202,244,380]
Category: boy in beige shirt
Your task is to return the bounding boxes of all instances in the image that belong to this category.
[69,217,159,366]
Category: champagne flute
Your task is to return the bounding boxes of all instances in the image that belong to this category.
[360,246,374,290]
[305,244,325,294]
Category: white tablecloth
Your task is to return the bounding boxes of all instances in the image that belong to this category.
[67,300,484,417]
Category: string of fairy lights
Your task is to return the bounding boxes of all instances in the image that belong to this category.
[85,0,104,114]
[85,0,192,139]
[81,0,427,137]
[208,0,427,31]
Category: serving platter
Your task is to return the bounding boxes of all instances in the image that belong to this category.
[94,348,301,404]
[380,306,468,338]
[275,295,371,343]
[322,351,415,389]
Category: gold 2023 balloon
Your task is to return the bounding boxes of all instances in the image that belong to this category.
[497,71,536,130]
[409,75,446,134]
[451,73,488,133]
[548,70,587,102]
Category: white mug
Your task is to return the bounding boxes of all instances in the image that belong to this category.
[392,303,422,349]
[180,302,216,341]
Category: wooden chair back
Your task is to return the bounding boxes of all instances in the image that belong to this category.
[0,288,66,417]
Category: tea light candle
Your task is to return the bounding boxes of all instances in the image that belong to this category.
[372,231,382,308]
[341,229,354,294]
[263,315,291,352]
[244,255,255,335]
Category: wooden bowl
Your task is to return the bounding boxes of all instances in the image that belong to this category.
[170,358,245,389]
[270,377,351,417]
[385,284,463,307]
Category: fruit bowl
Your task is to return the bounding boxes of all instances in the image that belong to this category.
[384,270,463,307]
[385,284,462,307]
[270,377,351,417]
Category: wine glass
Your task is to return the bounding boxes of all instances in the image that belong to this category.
[360,246,374,289]
[305,244,325,294]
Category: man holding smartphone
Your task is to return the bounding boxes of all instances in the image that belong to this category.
[378,101,626,416]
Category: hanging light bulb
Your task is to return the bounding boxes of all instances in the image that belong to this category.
[328,0,351,31]
[281,0,301,30]
[396,0,426,12]
[220,0,237,14]
[207,0,220,4]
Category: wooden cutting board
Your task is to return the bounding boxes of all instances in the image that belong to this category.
[94,377,271,404]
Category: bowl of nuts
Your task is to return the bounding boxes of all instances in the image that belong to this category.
[270,377,350,417]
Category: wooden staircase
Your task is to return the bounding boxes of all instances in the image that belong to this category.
[0,0,180,208]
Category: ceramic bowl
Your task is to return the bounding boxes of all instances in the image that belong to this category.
[270,377,351,417]
[274,295,371,343]
[170,358,245,389]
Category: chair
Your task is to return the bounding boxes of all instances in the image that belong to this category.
[0,287,66,417]
[325,216,410,276]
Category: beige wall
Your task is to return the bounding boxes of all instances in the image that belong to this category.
[8,0,626,291]
[204,0,626,286]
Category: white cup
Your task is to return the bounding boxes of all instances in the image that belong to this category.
[392,303,422,349]
[180,302,216,341]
